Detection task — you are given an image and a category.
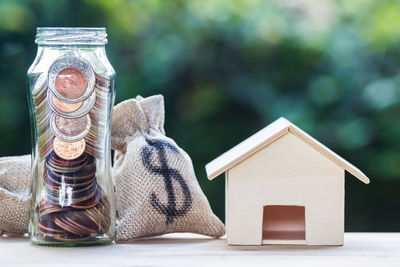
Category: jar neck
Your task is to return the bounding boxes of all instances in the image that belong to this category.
[36,27,107,46]
[37,45,106,51]
[29,45,110,76]
[36,45,107,60]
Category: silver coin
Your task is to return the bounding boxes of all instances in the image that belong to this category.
[48,56,95,103]
[48,89,96,118]
[50,113,91,142]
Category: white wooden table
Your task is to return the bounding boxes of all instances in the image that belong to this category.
[0,233,398,266]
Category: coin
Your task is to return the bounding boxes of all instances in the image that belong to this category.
[51,94,83,113]
[46,154,91,177]
[45,180,96,197]
[48,169,96,181]
[34,89,47,107]
[35,98,51,119]
[53,137,86,160]
[51,114,91,142]
[45,172,95,188]
[45,163,95,183]
[54,217,86,236]
[54,114,89,137]
[44,184,97,206]
[95,73,111,89]
[55,68,87,99]
[46,151,88,173]
[48,90,96,118]
[38,128,52,147]
[71,194,99,209]
[33,73,47,97]
[37,190,110,241]
[39,206,69,217]
[52,235,90,242]
[48,56,95,103]
[39,135,54,158]
[85,205,109,232]
[39,223,64,233]
[62,216,97,234]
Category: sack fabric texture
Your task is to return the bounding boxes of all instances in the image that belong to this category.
[0,95,225,241]
[112,95,225,242]
[0,155,31,234]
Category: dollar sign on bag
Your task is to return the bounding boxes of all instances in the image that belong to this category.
[141,139,192,225]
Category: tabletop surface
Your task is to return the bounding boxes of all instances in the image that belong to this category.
[0,233,398,267]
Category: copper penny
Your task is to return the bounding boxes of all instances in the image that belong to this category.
[51,94,83,113]
[55,68,88,100]
[53,114,90,140]
[53,137,86,160]
[39,223,64,233]
[48,56,95,103]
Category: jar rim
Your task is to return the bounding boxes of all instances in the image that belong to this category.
[35,27,108,46]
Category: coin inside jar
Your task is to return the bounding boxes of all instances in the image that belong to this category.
[53,137,86,160]
[55,68,88,99]
[48,90,96,119]
[51,114,91,142]
[48,56,95,103]
[51,94,83,113]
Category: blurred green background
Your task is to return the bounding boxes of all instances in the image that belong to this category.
[0,0,399,231]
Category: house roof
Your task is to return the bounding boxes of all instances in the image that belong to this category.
[205,117,370,184]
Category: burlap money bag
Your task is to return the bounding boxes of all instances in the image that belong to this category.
[112,95,225,242]
[0,155,30,234]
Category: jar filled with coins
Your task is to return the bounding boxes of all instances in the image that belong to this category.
[27,28,115,246]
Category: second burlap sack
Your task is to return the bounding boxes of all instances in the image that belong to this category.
[0,155,31,234]
[112,95,225,242]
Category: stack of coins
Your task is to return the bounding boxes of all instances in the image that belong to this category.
[33,73,54,158]
[31,55,111,242]
[43,152,97,206]
[37,187,110,242]
[85,73,111,159]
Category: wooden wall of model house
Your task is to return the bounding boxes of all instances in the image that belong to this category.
[225,133,345,245]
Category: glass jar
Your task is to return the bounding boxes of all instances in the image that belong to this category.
[27,27,116,246]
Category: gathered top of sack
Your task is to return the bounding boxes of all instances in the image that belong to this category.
[112,95,165,153]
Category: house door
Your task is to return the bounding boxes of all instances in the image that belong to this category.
[262,205,305,243]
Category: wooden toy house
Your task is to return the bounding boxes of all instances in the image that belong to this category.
[205,117,370,246]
